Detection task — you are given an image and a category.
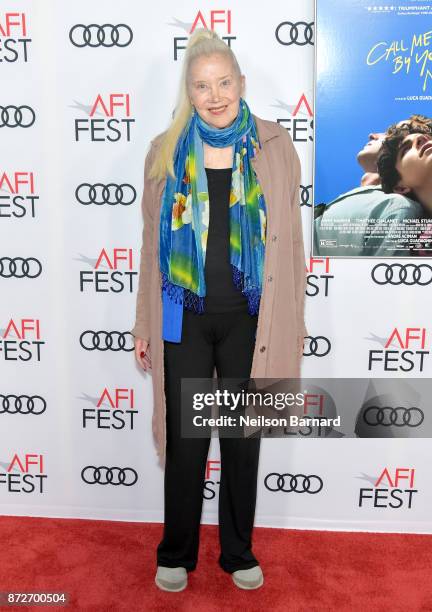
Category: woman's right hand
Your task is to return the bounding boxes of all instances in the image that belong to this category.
[134,337,152,372]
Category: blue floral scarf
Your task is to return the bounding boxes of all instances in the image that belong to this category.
[159,99,267,342]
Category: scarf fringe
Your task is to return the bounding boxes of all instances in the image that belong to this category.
[231,264,261,316]
[161,272,204,314]
[183,290,205,314]
[161,269,260,316]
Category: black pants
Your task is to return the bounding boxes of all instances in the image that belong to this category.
[157,307,261,573]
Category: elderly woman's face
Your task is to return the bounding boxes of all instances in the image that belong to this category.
[188,52,244,129]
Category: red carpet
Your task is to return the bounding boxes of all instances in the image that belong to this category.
[1,516,431,611]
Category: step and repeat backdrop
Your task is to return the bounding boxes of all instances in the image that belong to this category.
[2,0,431,533]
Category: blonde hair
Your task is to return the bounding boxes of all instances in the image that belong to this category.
[149,28,242,181]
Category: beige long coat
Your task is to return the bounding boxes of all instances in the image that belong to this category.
[131,116,307,465]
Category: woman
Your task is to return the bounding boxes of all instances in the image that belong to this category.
[132,28,307,592]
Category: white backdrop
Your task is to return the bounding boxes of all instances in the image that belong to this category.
[1,0,431,533]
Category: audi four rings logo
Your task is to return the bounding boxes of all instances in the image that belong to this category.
[0,395,47,415]
[264,473,323,493]
[303,336,331,357]
[69,24,133,48]
[76,183,137,206]
[371,263,432,286]
[363,406,424,427]
[275,21,314,46]
[81,466,138,486]
[79,331,134,352]
[0,105,36,128]
[0,257,42,278]
[300,184,312,207]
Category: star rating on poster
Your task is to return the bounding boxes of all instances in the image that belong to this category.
[366,5,396,11]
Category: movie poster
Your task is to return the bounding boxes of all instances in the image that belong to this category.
[313,0,432,257]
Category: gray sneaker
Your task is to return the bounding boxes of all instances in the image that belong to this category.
[232,566,264,590]
[155,566,188,592]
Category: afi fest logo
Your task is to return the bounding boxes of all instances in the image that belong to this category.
[81,388,138,430]
[203,459,220,500]
[368,328,429,372]
[170,10,235,60]
[358,468,417,509]
[78,248,137,293]
[299,392,337,437]
[0,319,44,361]
[0,454,46,493]
[0,171,39,218]
[306,257,334,297]
[273,94,313,143]
[73,94,134,142]
[265,391,339,438]
[0,12,31,62]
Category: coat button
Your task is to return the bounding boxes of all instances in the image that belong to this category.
[260,345,266,352]
[272,235,277,241]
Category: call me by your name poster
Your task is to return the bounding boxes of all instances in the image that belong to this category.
[314,1,432,258]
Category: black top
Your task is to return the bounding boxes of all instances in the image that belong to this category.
[204,167,249,313]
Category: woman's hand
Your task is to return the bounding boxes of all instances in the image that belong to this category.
[134,337,152,371]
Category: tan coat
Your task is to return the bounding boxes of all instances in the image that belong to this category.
[131,115,307,465]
